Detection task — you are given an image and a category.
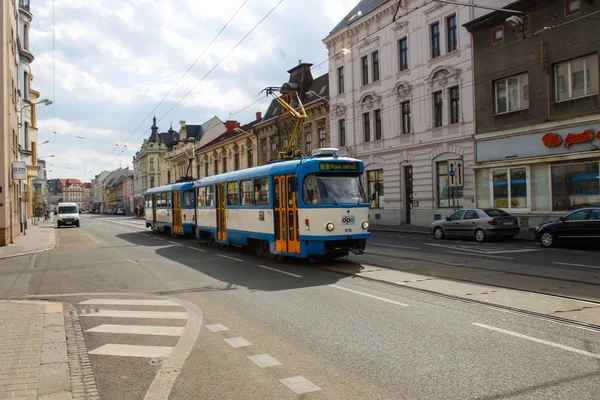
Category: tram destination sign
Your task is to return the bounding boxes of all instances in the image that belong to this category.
[319,162,360,171]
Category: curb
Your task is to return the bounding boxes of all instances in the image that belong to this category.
[0,243,56,260]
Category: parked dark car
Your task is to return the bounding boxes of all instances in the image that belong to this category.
[430,208,520,242]
[533,207,600,248]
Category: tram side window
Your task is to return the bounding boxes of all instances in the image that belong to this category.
[240,180,253,205]
[156,193,162,208]
[254,178,270,205]
[183,191,194,208]
[227,182,239,206]
[197,187,206,207]
[205,186,215,207]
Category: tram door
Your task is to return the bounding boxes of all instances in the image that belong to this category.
[274,175,300,254]
[216,184,227,241]
[173,191,182,234]
[152,194,158,230]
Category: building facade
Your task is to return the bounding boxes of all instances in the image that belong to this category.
[62,180,85,209]
[465,0,600,227]
[323,0,511,226]
[90,170,110,212]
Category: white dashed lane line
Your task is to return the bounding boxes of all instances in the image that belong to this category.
[257,264,302,278]
[445,251,514,260]
[217,254,244,262]
[374,243,420,250]
[187,246,207,252]
[224,337,252,348]
[205,324,229,332]
[329,285,409,307]
[279,376,322,395]
[248,354,282,368]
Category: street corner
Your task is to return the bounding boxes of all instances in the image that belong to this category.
[0,222,57,260]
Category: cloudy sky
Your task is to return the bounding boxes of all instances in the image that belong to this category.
[31,0,360,182]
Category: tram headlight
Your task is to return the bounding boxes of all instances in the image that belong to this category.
[361,220,369,230]
[325,222,335,232]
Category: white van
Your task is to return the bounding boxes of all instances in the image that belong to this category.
[56,202,80,228]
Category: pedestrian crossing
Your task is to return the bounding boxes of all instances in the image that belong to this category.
[78,298,187,359]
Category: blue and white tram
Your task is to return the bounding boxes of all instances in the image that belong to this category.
[144,182,196,235]
[194,151,371,259]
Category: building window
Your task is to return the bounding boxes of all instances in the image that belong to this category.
[318,125,327,148]
[361,56,369,85]
[446,15,457,52]
[150,177,155,188]
[204,163,208,177]
[149,159,155,171]
[555,54,599,101]
[565,0,580,16]
[167,170,171,183]
[401,101,411,134]
[374,109,382,140]
[338,66,344,94]
[367,170,383,208]
[495,73,529,114]
[305,131,312,154]
[372,51,380,82]
[363,112,371,142]
[449,86,460,124]
[398,37,408,71]
[23,72,29,100]
[437,162,464,208]
[433,91,443,127]
[23,122,29,150]
[492,167,528,209]
[222,158,227,173]
[214,159,218,175]
[431,22,441,58]
[492,26,504,44]
[339,119,346,147]
[551,161,599,211]
[234,153,239,171]
[247,148,253,168]
[270,140,277,158]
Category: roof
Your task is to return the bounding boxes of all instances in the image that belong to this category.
[329,0,390,36]
[196,117,261,152]
[144,182,194,195]
[64,178,83,187]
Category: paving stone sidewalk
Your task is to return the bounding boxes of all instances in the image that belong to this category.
[0,222,56,260]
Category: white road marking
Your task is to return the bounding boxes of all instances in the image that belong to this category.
[374,243,420,250]
[89,344,173,358]
[80,310,188,320]
[217,254,244,262]
[187,247,207,252]
[329,285,409,307]
[224,337,252,348]
[79,299,179,306]
[473,323,600,359]
[279,376,322,394]
[445,251,514,260]
[143,234,152,237]
[205,324,229,332]
[169,241,182,245]
[154,238,165,241]
[425,242,540,255]
[257,264,302,278]
[553,262,600,270]
[247,354,282,368]
[85,324,184,336]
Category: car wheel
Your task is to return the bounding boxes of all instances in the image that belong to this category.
[474,228,486,242]
[433,226,444,240]
[540,231,555,248]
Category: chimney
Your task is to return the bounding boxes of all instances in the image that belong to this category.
[179,120,186,129]
[225,120,240,132]
[256,111,262,121]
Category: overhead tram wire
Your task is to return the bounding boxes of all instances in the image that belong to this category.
[106,0,251,162]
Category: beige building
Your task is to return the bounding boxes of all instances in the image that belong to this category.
[254,63,330,165]
[133,117,169,208]
[62,179,85,209]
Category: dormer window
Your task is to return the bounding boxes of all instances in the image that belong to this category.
[492,26,504,44]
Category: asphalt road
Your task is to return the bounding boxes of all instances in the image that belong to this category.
[2,214,600,399]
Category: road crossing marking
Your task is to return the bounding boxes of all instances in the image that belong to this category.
[224,337,252,348]
[374,243,420,250]
[279,376,321,394]
[553,262,600,269]
[217,254,244,262]
[248,354,282,368]
[89,344,174,358]
[79,299,180,306]
[86,324,184,336]
[257,264,302,278]
[80,310,188,319]
[473,323,600,360]
[329,285,409,307]
[205,324,229,332]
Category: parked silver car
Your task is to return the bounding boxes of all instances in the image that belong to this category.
[430,208,520,242]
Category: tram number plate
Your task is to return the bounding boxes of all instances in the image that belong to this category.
[345,228,353,233]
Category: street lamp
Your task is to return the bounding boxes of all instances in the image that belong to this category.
[38,140,50,146]
[38,155,55,158]
[19,98,53,127]
[306,90,329,103]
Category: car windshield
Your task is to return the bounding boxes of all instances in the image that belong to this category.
[483,209,510,217]
[58,206,78,214]
[302,174,368,205]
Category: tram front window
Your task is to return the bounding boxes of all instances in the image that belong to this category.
[303,174,368,205]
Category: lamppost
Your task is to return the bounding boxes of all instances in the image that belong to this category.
[19,98,52,127]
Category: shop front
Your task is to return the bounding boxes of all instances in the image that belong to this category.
[473,121,600,227]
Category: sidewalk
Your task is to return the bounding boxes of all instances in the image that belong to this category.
[369,223,535,241]
[0,221,56,260]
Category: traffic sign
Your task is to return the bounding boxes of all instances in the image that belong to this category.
[447,159,463,188]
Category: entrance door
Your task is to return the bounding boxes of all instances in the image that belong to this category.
[404,166,413,224]
[173,191,182,234]
[216,184,227,241]
[152,194,158,230]
[274,175,300,254]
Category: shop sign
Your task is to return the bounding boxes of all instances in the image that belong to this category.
[12,161,27,181]
[542,128,598,149]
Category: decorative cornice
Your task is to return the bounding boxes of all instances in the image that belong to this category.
[394,81,413,101]
[391,20,408,36]
[359,92,382,111]
[357,35,379,50]
[425,65,461,88]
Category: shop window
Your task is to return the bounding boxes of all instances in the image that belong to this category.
[551,161,600,211]
[240,180,253,205]
[254,178,270,205]
[495,73,529,114]
[437,161,463,208]
[367,169,383,208]
[492,167,528,209]
[555,54,598,101]
[227,182,238,206]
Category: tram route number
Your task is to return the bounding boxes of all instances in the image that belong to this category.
[345,228,353,233]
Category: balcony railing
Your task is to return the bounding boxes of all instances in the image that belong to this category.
[19,0,30,11]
